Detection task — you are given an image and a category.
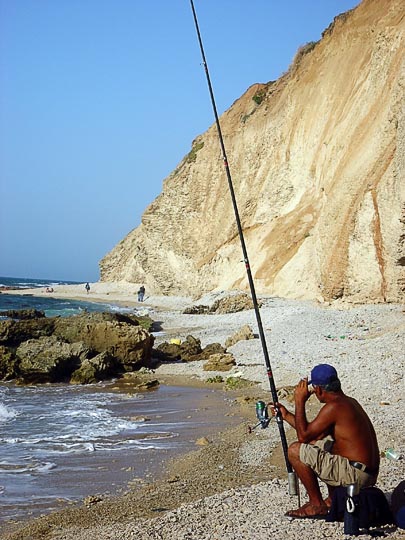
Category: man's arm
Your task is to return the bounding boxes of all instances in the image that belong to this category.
[294,378,311,441]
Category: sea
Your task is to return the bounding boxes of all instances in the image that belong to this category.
[0,277,238,525]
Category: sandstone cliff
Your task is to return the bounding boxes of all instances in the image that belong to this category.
[100,0,405,303]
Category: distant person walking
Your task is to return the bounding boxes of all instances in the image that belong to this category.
[137,285,145,302]
[85,282,90,294]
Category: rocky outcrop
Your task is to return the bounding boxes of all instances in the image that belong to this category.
[0,312,154,384]
[53,313,154,372]
[203,353,236,372]
[225,325,255,348]
[154,336,225,363]
[1,309,45,320]
[0,346,18,380]
[183,294,257,315]
[70,352,118,385]
[16,337,89,383]
[0,317,56,346]
[100,0,405,303]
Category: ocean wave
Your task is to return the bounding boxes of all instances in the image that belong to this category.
[0,277,81,289]
[48,442,96,453]
[0,403,18,423]
[92,440,175,452]
[0,459,57,474]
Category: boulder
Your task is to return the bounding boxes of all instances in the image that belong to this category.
[53,312,154,371]
[0,318,56,347]
[183,305,210,315]
[120,373,160,391]
[179,335,203,362]
[16,337,90,383]
[154,341,182,362]
[195,342,226,360]
[0,311,155,384]
[225,324,255,348]
[154,335,202,362]
[154,337,227,363]
[0,345,18,380]
[182,294,259,316]
[210,294,258,314]
[70,352,118,384]
[203,353,236,371]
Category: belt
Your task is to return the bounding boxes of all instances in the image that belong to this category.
[349,460,377,475]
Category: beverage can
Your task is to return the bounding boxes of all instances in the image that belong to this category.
[384,448,401,460]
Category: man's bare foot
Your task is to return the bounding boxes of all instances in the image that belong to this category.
[323,496,332,508]
[285,503,329,519]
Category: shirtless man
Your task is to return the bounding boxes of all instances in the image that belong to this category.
[272,363,380,519]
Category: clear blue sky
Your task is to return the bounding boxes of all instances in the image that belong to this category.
[0,0,360,283]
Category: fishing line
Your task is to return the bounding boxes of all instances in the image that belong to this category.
[189,0,297,496]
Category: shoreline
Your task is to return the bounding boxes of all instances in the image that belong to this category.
[0,282,192,311]
[1,382,274,540]
[1,283,404,539]
[0,378,252,532]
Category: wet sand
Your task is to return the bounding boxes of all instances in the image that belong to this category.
[0,380,248,528]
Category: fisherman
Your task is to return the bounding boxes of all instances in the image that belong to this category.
[85,282,90,294]
[271,364,379,519]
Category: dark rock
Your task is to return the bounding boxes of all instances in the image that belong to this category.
[154,342,182,362]
[154,335,203,363]
[203,353,236,371]
[154,337,225,363]
[0,311,155,384]
[120,373,160,391]
[16,337,89,383]
[0,318,56,347]
[182,294,260,316]
[179,335,203,361]
[210,294,258,314]
[0,346,18,380]
[194,342,226,361]
[183,305,210,315]
[53,312,154,371]
[0,309,46,320]
[70,352,118,384]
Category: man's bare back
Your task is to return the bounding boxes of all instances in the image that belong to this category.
[317,394,380,471]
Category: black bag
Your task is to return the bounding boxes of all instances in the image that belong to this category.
[391,480,405,529]
[326,486,394,528]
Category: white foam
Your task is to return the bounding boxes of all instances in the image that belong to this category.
[32,461,57,473]
[0,403,18,423]
[0,459,57,474]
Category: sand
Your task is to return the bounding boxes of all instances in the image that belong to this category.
[1,282,404,539]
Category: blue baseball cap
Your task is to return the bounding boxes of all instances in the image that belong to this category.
[308,364,338,386]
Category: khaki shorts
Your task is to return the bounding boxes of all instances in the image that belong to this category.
[299,437,377,488]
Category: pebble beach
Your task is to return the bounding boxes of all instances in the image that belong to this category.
[1,282,404,539]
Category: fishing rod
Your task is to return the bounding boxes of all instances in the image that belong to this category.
[189,0,297,496]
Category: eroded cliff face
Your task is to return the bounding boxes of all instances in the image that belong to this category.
[100,0,405,303]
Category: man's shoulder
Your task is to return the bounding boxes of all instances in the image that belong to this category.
[324,394,361,417]
[320,396,351,416]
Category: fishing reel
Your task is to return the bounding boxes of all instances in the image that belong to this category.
[248,400,271,433]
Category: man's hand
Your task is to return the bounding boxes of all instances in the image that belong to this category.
[294,377,312,403]
[269,402,289,420]
[269,402,296,428]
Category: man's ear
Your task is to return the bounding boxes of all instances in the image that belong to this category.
[317,386,326,398]
[314,386,323,398]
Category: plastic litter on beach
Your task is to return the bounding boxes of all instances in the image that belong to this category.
[383,448,402,460]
